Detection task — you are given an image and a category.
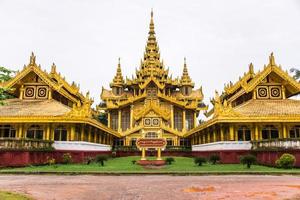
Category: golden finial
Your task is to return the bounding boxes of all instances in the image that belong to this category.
[269,52,276,66]
[110,57,125,87]
[149,9,155,34]
[51,63,56,73]
[86,91,90,99]
[180,57,193,86]
[249,63,254,74]
[29,52,36,65]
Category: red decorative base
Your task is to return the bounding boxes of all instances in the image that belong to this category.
[137,160,166,166]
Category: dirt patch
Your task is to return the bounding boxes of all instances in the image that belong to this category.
[183,186,215,193]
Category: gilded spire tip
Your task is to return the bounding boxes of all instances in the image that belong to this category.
[269,52,276,66]
[29,52,36,65]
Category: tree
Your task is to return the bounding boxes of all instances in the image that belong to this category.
[290,68,300,80]
[0,66,14,105]
[98,111,108,125]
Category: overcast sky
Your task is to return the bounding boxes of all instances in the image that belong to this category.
[1,0,300,109]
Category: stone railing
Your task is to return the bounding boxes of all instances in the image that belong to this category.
[192,141,252,151]
[0,138,53,150]
[251,139,300,150]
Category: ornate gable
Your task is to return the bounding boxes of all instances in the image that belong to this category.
[4,53,91,107]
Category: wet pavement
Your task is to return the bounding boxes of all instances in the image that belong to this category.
[0,175,300,200]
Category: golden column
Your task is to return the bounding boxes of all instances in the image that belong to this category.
[170,105,174,129]
[88,126,92,142]
[182,110,186,132]
[70,125,76,141]
[80,124,85,141]
[17,124,23,138]
[130,105,133,129]
[229,125,235,141]
[220,125,224,141]
[194,112,197,128]
[107,113,111,128]
[141,148,146,160]
[254,124,259,140]
[157,148,162,160]
[118,110,122,132]
[213,127,217,142]
[45,124,51,140]
[282,123,287,138]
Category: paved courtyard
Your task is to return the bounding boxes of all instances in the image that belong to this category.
[0,175,300,200]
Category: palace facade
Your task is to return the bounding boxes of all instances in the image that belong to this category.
[1,11,300,152]
[99,11,207,147]
[186,53,300,151]
[0,53,118,150]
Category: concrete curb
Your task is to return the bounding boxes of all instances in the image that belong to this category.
[1,171,300,176]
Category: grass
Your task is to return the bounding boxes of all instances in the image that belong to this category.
[0,191,32,200]
[1,156,300,174]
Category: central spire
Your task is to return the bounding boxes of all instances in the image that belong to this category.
[136,10,168,81]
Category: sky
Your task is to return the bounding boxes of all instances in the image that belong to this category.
[0,0,300,109]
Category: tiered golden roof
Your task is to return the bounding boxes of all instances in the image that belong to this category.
[110,58,125,87]
[186,53,300,137]
[180,58,194,87]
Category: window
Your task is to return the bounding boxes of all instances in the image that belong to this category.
[289,126,300,138]
[237,126,251,141]
[145,132,158,138]
[186,110,194,131]
[0,125,16,138]
[26,125,44,140]
[54,126,67,141]
[174,107,183,131]
[131,138,137,146]
[167,138,173,146]
[110,110,119,131]
[262,125,279,140]
[121,107,130,131]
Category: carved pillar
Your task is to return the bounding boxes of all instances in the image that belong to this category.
[107,112,111,128]
[70,125,75,141]
[19,85,24,100]
[141,148,146,160]
[213,127,217,142]
[48,89,52,100]
[182,110,186,131]
[157,148,162,160]
[17,124,23,138]
[88,126,92,142]
[118,110,122,132]
[229,124,234,141]
[207,131,211,143]
[282,123,287,138]
[45,124,51,140]
[171,105,174,129]
[282,85,286,99]
[254,124,259,140]
[130,105,133,129]
[194,112,197,128]
[80,124,85,141]
[220,125,224,141]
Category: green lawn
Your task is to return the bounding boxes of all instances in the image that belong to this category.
[1,156,300,174]
[0,191,32,200]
